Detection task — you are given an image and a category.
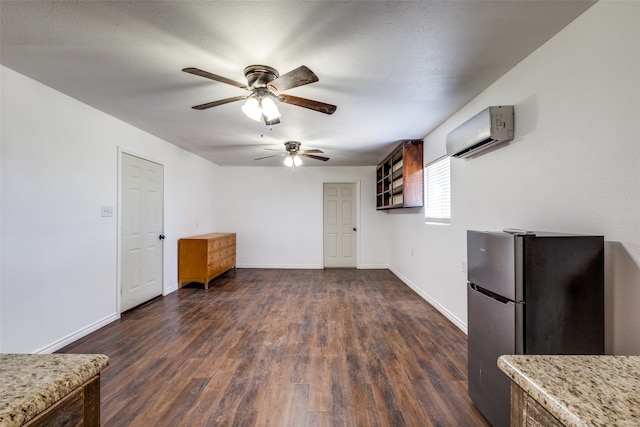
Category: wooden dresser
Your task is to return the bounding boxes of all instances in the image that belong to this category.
[178,232,236,289]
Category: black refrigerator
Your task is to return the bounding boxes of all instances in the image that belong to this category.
[467,229,604,427]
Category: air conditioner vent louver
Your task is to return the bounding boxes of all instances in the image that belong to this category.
[446,106,514,158]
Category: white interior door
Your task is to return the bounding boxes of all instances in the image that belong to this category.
[121,153,164,312]
[324,182,357,268]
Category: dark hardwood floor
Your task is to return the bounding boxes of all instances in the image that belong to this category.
[59,268,489,426]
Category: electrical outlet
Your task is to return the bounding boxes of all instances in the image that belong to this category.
[101,205,114,217]
[411,249,414,256]
[462,261,467,273]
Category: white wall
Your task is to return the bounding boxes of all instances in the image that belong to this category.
[216,166,389,269]
[0,66,222,353]
[389,1,640,355]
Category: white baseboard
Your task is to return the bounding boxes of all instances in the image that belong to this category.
[237,264,390,270]
[164,283,179,295]
[356,264,390,269]
[238,264,324,269]
[389,267,468,334]
[35,312,121,354]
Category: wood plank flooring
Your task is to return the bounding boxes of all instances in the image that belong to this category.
[59,268,490,426]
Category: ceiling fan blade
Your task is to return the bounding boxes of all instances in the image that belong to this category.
[302,149,324,154]
[182,67,249,90]
[301,153,330,161]
[191,96,247,110]
[278,94,337,115]
[267,65,318,94]
[255,153,285,161]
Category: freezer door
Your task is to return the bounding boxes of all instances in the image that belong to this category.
[468,283,517,427]
[467,230,517,300]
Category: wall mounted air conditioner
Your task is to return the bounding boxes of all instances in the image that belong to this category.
[446,106,514,158]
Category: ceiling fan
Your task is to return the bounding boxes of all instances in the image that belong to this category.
[255,141,329,167]
[182,65,337,125]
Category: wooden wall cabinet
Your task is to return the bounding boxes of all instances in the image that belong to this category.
[376,140,424,210]
[178,232,236,289]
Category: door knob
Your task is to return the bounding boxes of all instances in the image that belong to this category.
[353,227,357,231]
[159,234,165,240]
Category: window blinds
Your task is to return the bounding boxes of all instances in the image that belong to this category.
[424,156,451,224]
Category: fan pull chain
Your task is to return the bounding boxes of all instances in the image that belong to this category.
[258,118,274,138]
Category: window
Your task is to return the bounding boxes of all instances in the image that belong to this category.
[424,155,451,224]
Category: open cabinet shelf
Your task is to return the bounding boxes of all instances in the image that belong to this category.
[376,140,423,210]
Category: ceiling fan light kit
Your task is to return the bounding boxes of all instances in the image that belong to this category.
[283,154,302,167]
[241,95,281,122]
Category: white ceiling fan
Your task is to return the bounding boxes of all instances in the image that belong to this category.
[254,141,329,167]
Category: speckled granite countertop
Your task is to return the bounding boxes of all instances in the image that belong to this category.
[498,355,640,427]
[0,353,109,427]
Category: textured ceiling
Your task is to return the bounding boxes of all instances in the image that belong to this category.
[0,1,595,167]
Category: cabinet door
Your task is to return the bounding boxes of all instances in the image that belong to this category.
[25,388,83,427]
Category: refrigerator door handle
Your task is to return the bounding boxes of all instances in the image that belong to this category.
[469,283,511,304]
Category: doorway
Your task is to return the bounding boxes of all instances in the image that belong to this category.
[323,182,357,268]
[120,153,164,312]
